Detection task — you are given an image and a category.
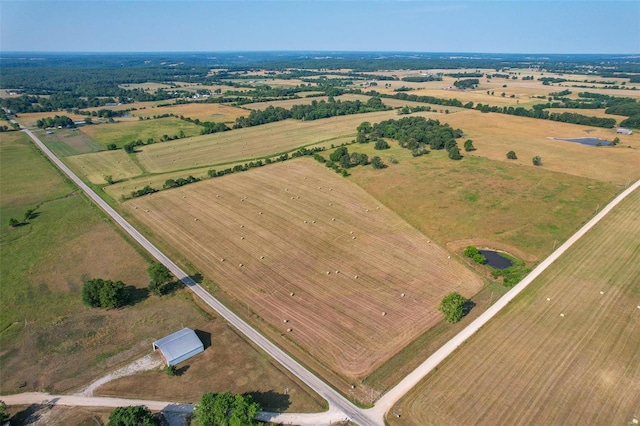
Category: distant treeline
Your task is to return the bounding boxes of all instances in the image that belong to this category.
[233,97,390,128]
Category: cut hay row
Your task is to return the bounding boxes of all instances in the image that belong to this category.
[390,187,640,426]
[125,158,483,380]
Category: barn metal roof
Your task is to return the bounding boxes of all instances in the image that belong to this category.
[152,327,203,364]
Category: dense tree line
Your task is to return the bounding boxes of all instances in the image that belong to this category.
[193,392,261,426]
[473,103,617,128]
[130,186,158,198]
[36,115,75,128]
[233,97,390,128]
[453,78,479,89]
[163,175,200,189]
[401,75,442,82]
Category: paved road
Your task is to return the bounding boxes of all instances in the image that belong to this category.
[20,128,379,425]
[18,126,640,425]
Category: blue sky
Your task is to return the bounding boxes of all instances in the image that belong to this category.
[1,1,638,54]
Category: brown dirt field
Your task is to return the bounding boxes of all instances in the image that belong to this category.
[124,158,483,381]
[134,102,248,123]
[440,109,640,184]
[389,188,640,426]
[95,315,326,412]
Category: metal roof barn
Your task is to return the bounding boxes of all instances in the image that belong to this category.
[152,327,204,366]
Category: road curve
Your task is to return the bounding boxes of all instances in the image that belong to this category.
[367,178,640,421]
[21,128,380,425]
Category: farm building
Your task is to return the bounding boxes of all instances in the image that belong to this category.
[152,327,204,366]
[616,128,633,135]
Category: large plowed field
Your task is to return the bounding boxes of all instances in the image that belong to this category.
[389,187,640,425]
[125,158,483,379]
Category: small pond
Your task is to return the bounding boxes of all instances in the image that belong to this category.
[479,250,513,269]
[551,137,610,147]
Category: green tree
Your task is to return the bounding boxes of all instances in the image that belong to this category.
[8,217,19,227]
[329,146,348,162]
[166,365,177,376]
[463,139,476,151]
[104,175,114,184]
[0,400,9,423]
[374,139,390,150]
[107,143,117,150]
[439,292,468,323]
[23,208,35,222]
[506,150,517,160]
[194,392,261,426]
[148,262,172,296]
[107,405,158,426]
[448,145,463,160]
[371,156,385,169]
[532,155,543,166]
[82,279,128,309]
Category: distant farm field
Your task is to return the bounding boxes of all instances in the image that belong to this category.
[441,109,640,184]
[79,117,202,148]
[30,128,104,157]
[135,110,436,173]
[347,142,618,261]
[135,102,248,123]
[65,149,144,184]
[15,111,88,127]
[390,187,640,426]
[124,159,483,381]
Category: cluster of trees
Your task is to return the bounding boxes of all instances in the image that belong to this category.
[193,392,261,426]
[372,91,464,108]
[464,246,487,264]
[453,78,480,90]
[107,405,158,426]
[130,185,158,198]
[233,97,390,128]
[163,175,200,190]
[401,75,442,82]
[397,105,431,115]
[82,278,128,309]
[35,115,75,129]
[329,146,370,169]
[356,117,463,159]
[438,292,470,324]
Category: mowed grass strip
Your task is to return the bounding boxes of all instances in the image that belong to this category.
[125,158,483,380]
[65,149,144,184]
[389,187,640,426]
[348,142,618,261]
[441,109,640,184]
[79,117,202,148]
[135,110,436,174]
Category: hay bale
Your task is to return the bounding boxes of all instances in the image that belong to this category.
[354,275,359,279]
[326,271,330,275]
[352,236,356,240]
[560,313,565,317]
[290,292,294,296]
[287,328,292,332]
[239,263,243,267]
[283,319,288,323]
[382,312,387,316]
[220,258,225,262]
[240,236,245,240]
[401,293,405,297]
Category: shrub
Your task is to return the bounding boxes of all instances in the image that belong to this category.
[532,155,543,166]
[371,156,386,169]
[374,139,390,150]
[506,150,517,159]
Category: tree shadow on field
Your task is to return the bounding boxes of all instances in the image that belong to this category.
[244,390,291,413]
[194,329,212,349]
[127,286,150,306]
[175,365,190,376]
[462,300,476,317]
[162,279,183,295]
[11,401,56,424]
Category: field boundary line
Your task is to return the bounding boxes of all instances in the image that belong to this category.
[368,179,640,420]
[20,128,379,425]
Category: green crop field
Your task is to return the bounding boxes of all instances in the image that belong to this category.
[79,117,202,148]
[390,187,640,425]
